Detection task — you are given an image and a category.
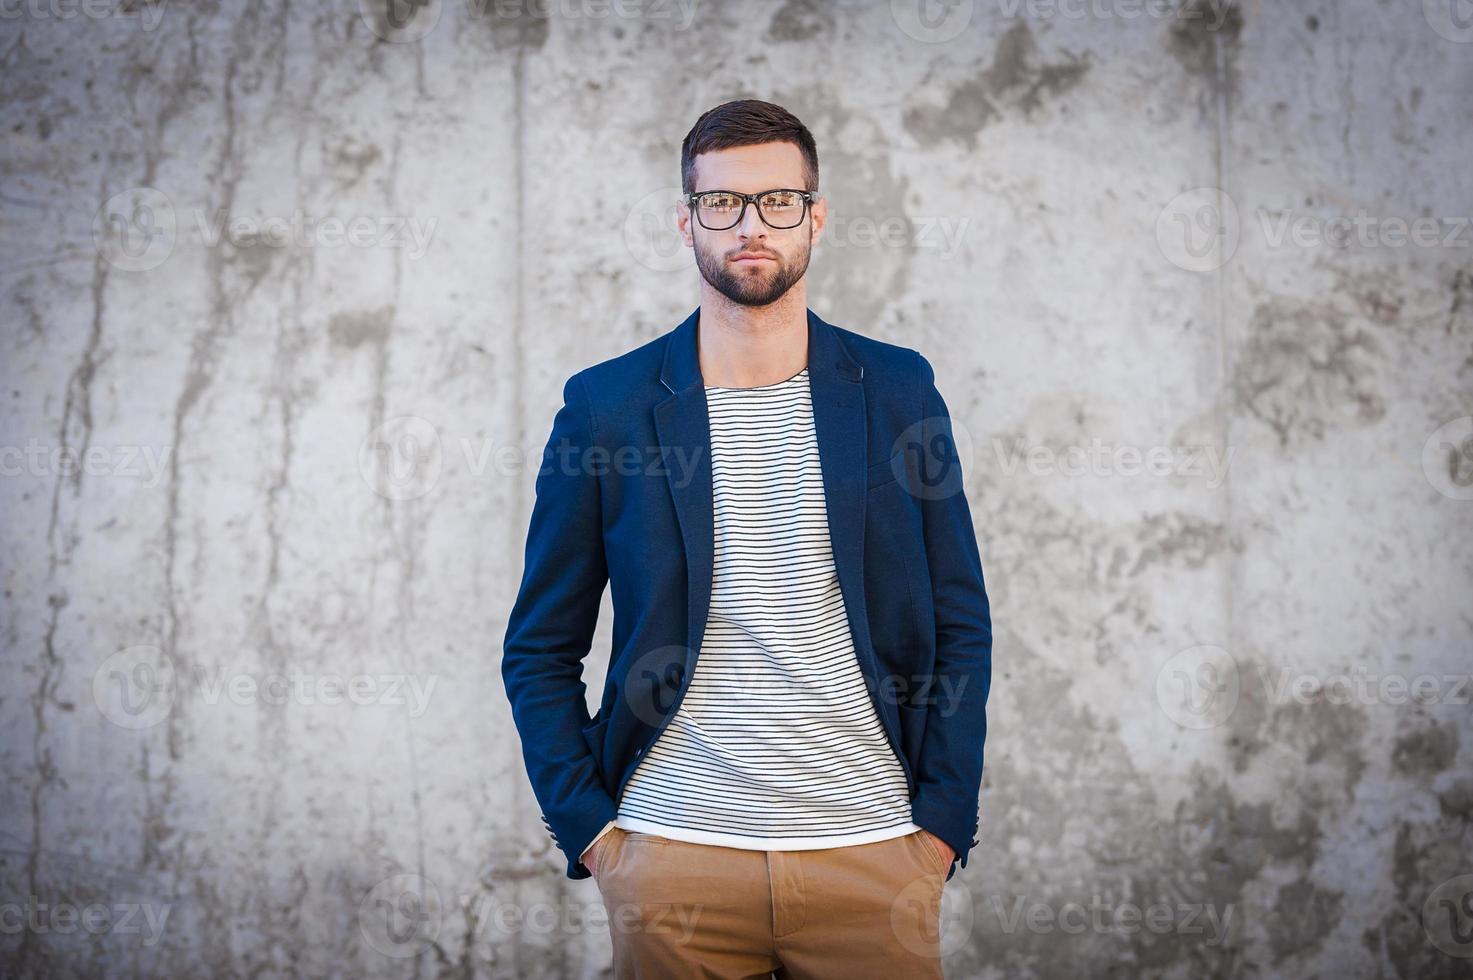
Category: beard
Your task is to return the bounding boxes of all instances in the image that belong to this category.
[693,228,812,308]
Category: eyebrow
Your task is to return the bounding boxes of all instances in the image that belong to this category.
[692,187,807,194]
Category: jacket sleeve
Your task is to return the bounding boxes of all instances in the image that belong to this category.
[500,370,618,880]
[580,819,619,864]
[908,351,993,882]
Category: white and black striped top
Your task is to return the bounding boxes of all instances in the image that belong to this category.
[609,366,919,850]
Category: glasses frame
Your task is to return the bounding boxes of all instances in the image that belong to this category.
[685,188,816,231]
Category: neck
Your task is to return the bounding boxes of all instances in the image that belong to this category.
[695,284,809,388]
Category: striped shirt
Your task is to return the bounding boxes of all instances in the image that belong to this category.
[588,366,918,855]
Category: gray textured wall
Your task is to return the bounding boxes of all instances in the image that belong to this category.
[2,0,1471,977]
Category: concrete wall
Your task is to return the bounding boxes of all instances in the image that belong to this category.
[2,1,1469,977]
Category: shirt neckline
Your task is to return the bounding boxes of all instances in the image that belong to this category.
[704,367,809,392]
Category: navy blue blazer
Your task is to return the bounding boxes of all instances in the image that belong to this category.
[501,306,992,881]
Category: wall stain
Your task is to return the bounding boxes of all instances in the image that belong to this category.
[1110,512,1230,579]
[766,0,834,44]
[1364,818,1473,977]
[1166,0,1244,90]
[1217,652,1371,797]
[328,307,394,351]
[1268,878,1344,960]
[903,22,1090,150]
[1232,298,1386,448]
[330,136,383,190]
[486,0,550,51]
[1391,717,1460,777]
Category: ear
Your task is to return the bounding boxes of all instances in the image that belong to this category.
[809,193,827,245]
[677,198,695,249]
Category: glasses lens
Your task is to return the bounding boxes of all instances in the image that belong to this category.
[696,192,743,230]
[758,191,806,228]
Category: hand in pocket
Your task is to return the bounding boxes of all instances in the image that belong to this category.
[583,833,613,878]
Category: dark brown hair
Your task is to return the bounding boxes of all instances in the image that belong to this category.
[680,100,819,197]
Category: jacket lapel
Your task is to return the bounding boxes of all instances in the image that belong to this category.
[652,308,714,656]
[652,306,872,661]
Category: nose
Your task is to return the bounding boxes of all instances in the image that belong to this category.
[736,199,768,241]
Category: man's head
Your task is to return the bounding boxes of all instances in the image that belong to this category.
[678,100,827,308]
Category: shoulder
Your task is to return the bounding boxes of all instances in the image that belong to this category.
[827,321,934,392]
[832,322,920,368]
[571,330,667,389]
[556,327,675,433]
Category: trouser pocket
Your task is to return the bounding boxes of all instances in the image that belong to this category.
[912,830,948,875]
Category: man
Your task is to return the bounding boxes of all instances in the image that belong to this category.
[501,99,992,977]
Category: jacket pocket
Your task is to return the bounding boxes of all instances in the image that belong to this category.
[898,701,928,757]
[581,715,611,777]
[866,452,903,491]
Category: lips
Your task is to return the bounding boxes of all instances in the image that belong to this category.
[733,253,775,262]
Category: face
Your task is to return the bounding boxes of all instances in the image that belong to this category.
[680,141,827,308]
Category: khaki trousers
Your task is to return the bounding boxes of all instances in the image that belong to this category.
[592,826,948,979]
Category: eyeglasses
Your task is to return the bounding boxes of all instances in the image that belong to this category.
[686,188,815,231]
